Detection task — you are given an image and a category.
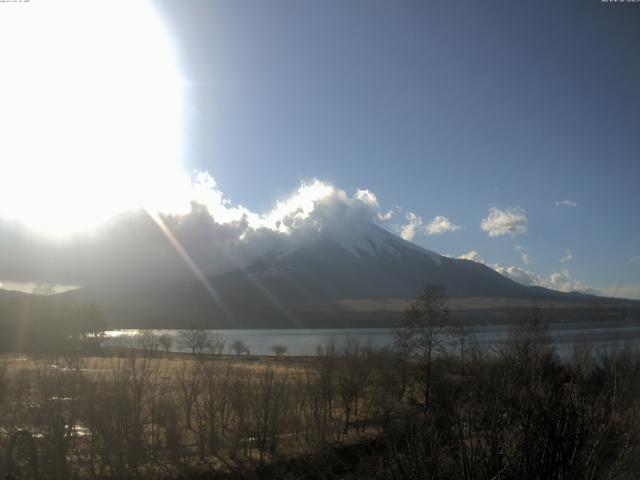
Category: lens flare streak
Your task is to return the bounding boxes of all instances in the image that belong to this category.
[147,210,235,325]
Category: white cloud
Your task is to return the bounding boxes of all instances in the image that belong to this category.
[399,212,423,241]
[555,200,577,208]
[631,255,640,264]
[560,249,573,263]
[459,249,543,287]
[544,269,591,293]
[495,265,545,287]
[355,188,395,222]
[458,250,485,263]
[399,213,461,240]
[378,209,395,222]
[0,281,77,295]
[481,207,527,237]
[549,269,574,292]
[458,249,592,293]
[425,216,461,236]
[515,245,532,266]
[354,189,378,207]
[458,249,636,300]
[458,250,542,286]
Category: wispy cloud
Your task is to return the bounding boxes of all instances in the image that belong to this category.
[458,246,638,299]
[425,216,461,236]
[458,249,592,293]
[560,249,573,263]
[458,250,485,263]
[0,175,401,285]
[353,189,396,222]
[555,200,577,208]
[549,269,576,292]
[459,250,541,286]
[515,245,532,265]
[495,265,545,287]
[481,207,527,237]
[399,212,423,241]
[399,213,461,240]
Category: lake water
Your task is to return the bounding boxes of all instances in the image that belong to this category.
[105,319,640,357]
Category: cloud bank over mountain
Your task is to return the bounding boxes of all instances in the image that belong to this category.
[0,174,402,286]
[456,250,599,296]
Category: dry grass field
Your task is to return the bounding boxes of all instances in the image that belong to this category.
[0,346,387,479]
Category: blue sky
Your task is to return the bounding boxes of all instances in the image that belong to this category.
[152,0,640,296]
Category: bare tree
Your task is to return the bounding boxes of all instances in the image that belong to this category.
[271,345,287,359]
[176,360,202,430]
[400,284,449,408]
[231,339,249,357]
[337,338,374,433]
[180,330,210,356]
[136,330,160,355]
[158,333,173,357]
[208,332,226,356]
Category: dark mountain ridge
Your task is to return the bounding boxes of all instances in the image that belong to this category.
[59,224,640,329]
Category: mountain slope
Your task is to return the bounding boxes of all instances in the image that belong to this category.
[223,226,522,301]
[65,224,639,328]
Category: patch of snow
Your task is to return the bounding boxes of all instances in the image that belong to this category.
[324,224,443,265]
[393,234,443,265]
[265,222,443,266]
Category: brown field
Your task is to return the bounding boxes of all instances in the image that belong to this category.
[0,347,386,479]
[0,351,312,378]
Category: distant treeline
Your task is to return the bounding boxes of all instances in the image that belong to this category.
[0,295,107,352]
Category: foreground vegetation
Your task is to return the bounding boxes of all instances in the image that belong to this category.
[0,294,107,353]
[1,289,639,479]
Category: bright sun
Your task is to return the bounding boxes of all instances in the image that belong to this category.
[0,0,188,236]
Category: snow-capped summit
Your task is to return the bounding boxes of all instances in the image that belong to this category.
[321,223,443,265]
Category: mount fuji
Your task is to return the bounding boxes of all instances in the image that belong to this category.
[65,223,640,329]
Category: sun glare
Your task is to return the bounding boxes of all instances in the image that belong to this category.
[0,1,186,236]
